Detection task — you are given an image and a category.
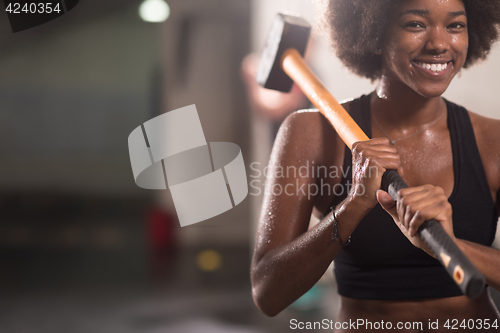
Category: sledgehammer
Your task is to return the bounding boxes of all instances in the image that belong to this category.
[256,13,485,298]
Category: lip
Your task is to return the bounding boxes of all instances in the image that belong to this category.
[411,60,453,77]
[413,58,452,64]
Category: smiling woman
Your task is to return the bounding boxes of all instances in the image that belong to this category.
[378,0,469,99]
[325,0,500,81]
[251,0,500,332]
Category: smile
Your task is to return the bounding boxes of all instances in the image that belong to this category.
[414,61,449,72]
[413,61,450,73]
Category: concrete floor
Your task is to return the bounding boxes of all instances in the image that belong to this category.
[1,244,498,333]
[0,246,339,333]
[0,232,497,333]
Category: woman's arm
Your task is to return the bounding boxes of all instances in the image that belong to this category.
[251,110,347,316]
[252,110,403,316]
[377,186,500,291]
[455,240,500,291]
[252,192,368,316]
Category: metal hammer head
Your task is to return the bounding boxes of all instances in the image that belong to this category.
[256,13,311,92]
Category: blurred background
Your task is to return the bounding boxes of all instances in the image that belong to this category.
[0,0,499,332]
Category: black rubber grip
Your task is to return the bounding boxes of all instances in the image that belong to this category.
[381,169,485,298]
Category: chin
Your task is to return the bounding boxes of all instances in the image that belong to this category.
[417,89,447,98]
[411,82,451,99]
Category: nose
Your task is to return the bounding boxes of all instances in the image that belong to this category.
[425,27,450,54]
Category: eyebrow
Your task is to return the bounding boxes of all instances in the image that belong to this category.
[399,9,429,17]
[399,9,467,18]
[448,10,467,18]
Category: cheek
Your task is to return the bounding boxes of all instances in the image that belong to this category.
[454,35,469,63]
[384,33,424,64]
[383,42,417,74]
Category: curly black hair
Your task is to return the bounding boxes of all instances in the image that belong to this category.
[322,0,500,80]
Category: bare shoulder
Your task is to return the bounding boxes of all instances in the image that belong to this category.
[467,110,500,192]
[278,101,353,147]
[468,110,500,152]
[276,106,345,165]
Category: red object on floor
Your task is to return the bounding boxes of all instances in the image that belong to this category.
[147,207,177,253]
[147,207,178,281]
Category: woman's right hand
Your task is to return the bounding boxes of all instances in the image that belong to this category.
[350,137,404,210]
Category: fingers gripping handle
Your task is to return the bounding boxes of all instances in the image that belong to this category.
[420,221,485,298]
[382,169,485,298]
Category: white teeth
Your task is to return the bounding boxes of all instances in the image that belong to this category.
[416,62,448,72]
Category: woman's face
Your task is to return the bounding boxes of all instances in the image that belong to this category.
[380,0,468,98]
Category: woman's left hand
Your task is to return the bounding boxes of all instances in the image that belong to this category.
[377,185,455,257]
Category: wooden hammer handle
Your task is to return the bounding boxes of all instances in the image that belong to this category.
[281,49,369,147]
[280,48,485,298]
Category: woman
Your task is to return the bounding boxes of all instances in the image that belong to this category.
[251,0,500,331]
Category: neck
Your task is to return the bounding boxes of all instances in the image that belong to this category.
[372,75,446,128]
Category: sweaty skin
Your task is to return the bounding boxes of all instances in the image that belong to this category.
[251,0,500,332]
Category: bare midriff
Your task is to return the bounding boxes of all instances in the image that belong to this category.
[335,290,500,332]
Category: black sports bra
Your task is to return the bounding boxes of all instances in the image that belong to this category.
[331,95,498,300]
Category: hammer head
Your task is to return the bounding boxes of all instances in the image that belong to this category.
[256,13,311,92]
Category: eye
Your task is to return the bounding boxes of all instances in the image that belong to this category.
[448,22,466,31]
[404,21,426,30]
